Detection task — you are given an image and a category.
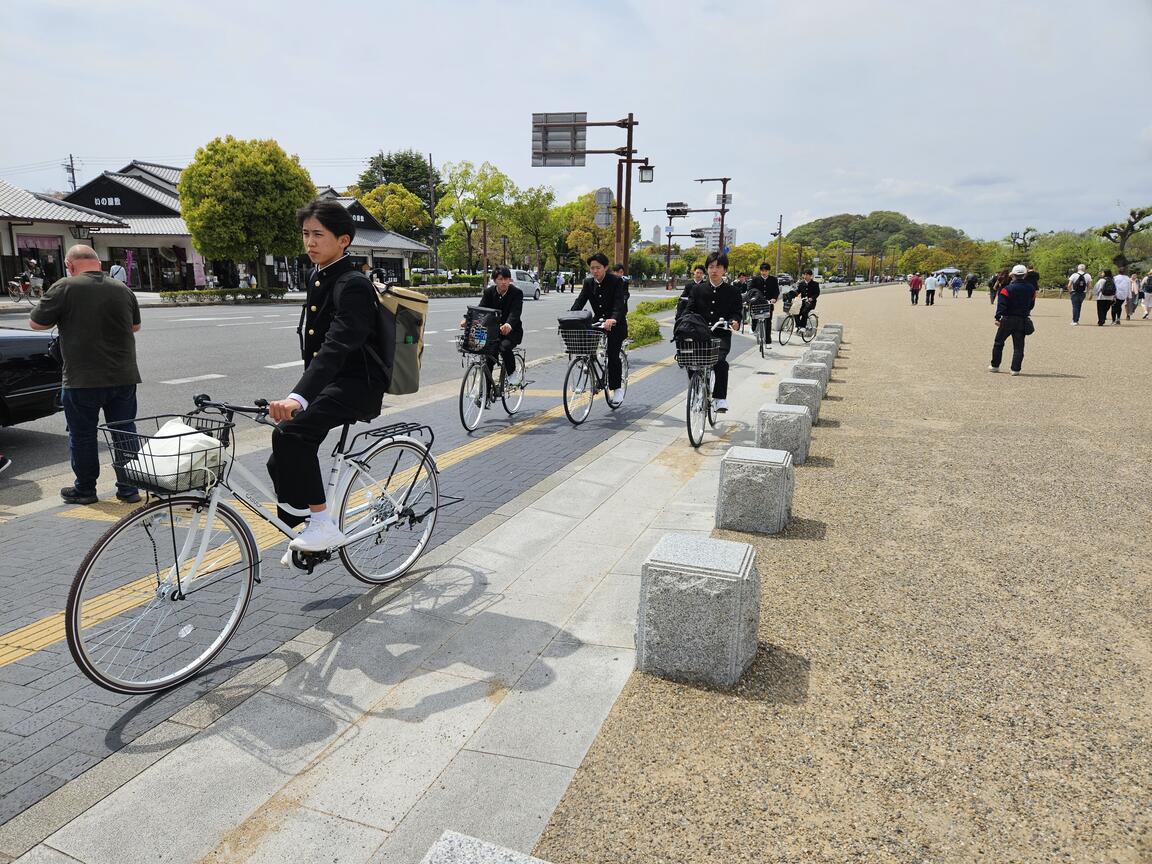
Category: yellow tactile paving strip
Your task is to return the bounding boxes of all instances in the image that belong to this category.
[0,355,677,668]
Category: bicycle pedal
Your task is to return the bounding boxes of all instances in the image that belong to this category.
[291,549,331,574]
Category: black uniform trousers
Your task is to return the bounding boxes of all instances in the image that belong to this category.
[991,316,1028,372]
[484,334,521,376]
[267,386,383,527]
[711,330,732,399]
[606,324,627,390]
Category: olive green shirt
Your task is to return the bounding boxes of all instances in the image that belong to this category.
[30,272,141,388]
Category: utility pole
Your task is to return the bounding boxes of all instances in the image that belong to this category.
[427,153,438,272]
[695,177,732,253]
[62,154,78,193]
[775,214,783,273]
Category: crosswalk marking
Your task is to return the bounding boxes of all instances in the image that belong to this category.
[265,360,305,369]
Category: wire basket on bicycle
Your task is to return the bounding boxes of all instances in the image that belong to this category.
[559,327,607,356]
[674,338,722,371]
[459,306,498,354]
[99,414,234,495]
[748,302,774,320]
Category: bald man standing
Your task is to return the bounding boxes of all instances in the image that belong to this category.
[30,245,143,505]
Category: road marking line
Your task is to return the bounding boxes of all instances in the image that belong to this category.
[424,330,439,335]
[265,360,305,369]
[270,325,299,330]
[159,374,227,385]
[170,316,254,322]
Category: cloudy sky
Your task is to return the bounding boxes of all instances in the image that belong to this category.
[3,0,1149,244]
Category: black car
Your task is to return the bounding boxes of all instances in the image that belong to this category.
[776,273,794,286]
[0,327,62,426]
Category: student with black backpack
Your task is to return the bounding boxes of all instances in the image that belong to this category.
[1094,268,1117,326]
[1066,264,1091,326]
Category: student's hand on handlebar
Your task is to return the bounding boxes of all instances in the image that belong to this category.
[601,318,616,331]
[499,323,512,335]
[268,398,302,422]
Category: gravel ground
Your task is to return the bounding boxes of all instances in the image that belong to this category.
[535,286,1152,864]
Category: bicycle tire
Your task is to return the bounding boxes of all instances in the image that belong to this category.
[66,495,258,694]
[606,350,629,410]
[338,437,439,585]
[706,369,717,428]
[458,362,486,431]
[800,313,820,343]
[779,315,795,346]
[757,319,766,358]
[563,357,594,425]
[501,354,526,415]
[686,372,707,448]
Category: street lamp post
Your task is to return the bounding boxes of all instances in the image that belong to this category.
[500,235,509,266]
[695,177,732,252]
[770,213,783,274]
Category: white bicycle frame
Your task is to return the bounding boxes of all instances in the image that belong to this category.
[156,435,432,591]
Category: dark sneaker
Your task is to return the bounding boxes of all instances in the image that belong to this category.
[0,455,11,475]
[60,486,98,505]
[116,491,143,504]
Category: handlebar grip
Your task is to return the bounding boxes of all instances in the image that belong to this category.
[254,398,269,408]
[193,393,210,406]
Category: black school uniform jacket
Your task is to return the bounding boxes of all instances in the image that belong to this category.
[478,284,525,343]
[571,273,629,329]
[796,279,821,301]
[293,255,386,418]
[749,274,780,301]
[683,279,743,325]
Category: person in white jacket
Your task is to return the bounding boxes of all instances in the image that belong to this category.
[1111,268,1133,325]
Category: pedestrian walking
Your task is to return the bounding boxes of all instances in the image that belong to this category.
[109,259,128,283]
[1094,268,1117,326]
[924,273,938,306]
[965,272,978,298]
[28,245,142,505]
[989,269,1008,304]
[1112,267,1133,324]
[908,272,922,305]
[555,271,565,294]
[1124,271,1139,319]
[950,275,962,297]
[1066,264,1091,325]
[1141,270,1152,319]
[989,264,1036,375]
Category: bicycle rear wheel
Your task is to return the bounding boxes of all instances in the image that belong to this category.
[605,350,629,410]
[458,362,486,431]
[779,315,795,346]
[501,353,526,415]
[338,438,439,585]
[757,319,766,357]
[66,496,257,694]
[686,372,707,448]
[563,357,594,425]
[801,313,820,342]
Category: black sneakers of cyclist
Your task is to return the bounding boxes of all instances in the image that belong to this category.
[117,491,143,504]
[60,486,98,505]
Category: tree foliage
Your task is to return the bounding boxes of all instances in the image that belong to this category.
[435,161,513,273]
[788,210,966,255]
[357,148,440,206]
[358,183,432,237]
[504,185,558,275]
[1098,207,1152,266]
[179,136,315,287]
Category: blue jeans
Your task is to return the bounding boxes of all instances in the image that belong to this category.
[1070,291,1084,323]
[61,385,139,496]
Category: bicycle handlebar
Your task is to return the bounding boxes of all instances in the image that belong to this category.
[192,394,282,426]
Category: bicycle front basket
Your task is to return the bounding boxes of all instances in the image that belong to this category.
[100,414,234,495]
[748,302,774,320]
[674,338,721,370]
[560,327,607,355]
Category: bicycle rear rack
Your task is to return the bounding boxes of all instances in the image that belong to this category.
[343,421,434,461]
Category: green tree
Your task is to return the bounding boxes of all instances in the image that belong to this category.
[358,183,432,238]
[435,161,513,273]
[357,149,440,206]
[1098,206,1152,267]
[628,249,662,283]
[179,136,315,289]
[505,185,558,277]
[725,242,765,276]
[561,192,639,265]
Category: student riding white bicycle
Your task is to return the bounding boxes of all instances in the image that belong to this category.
[677,251,742,413]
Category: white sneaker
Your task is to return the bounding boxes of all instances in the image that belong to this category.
[288,518,346,553]
[1071,321,1078,326]
[988,365,999,372]
[1010,371,1020,376]
[715,398,728,412]
[610,388,624,405]
[280,549,292,568]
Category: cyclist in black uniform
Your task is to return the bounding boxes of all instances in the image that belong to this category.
[747,263,780,346]
[795,268,820,330]
[466,266,523,387]
[570,253,628,405]
[680,252,742,412]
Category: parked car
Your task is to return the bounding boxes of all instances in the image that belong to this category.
[0,327,62,426]
[854,275,866,283]
[488,268,542,300]
[776,273,794,286]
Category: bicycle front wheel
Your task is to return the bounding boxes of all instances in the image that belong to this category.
[686,372,707,448]
[706,369,717,428]
[339,438,439,585]
[66,496,258,694]
[459,362,486,431]
[757,320,766,357]
[563,357,594,425]
[801,313,819,342]
[605,350,629,410]
[779,315,795,346]
[501,353,526,415]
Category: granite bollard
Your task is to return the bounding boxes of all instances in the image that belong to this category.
[817,329,842,349]
[777,376,822,423]
[716,446,794,534]
[822,321,844,332]
[636,533,760,688]
[756,402,812,464]
[808,338,839,357]
[421,831,550,864]
[791,361,829,393]
[802,349,835,368]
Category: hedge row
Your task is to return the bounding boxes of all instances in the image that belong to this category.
[418,284,484,299]
[159,287,289,304]
[633,297,679,316]
[626,310,664,349]
[412,274,485,287]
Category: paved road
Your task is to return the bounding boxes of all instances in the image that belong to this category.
[0,289,674,505]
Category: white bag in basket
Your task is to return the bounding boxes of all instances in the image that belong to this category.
[124,419,223,491]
